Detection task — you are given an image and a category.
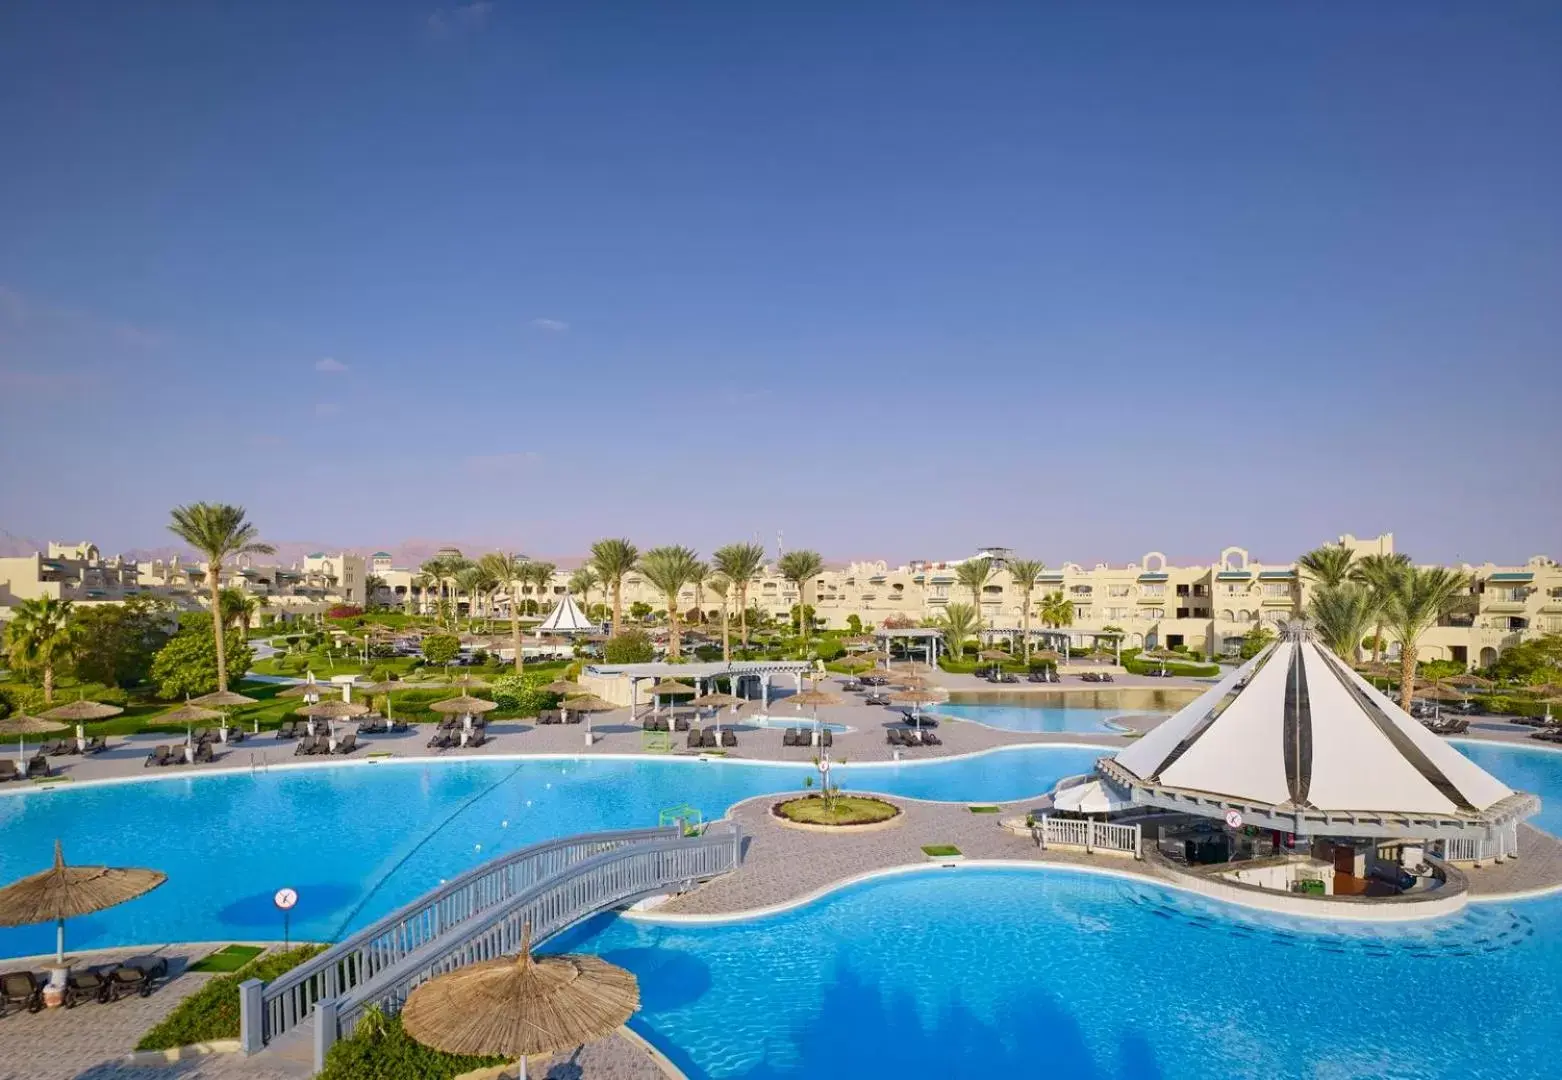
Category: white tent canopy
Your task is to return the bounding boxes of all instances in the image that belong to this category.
[536,593,595,635]
[1111,624,1515,817]
[1052,779,1133,815]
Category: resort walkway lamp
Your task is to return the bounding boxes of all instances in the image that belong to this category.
[401,923,639,1080]
[191,689,259,736]
[0,840,166,1003]
[0,714,67,766]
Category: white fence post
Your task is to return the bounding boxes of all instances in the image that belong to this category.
[313,997,338,1073]
[239,978,264,1054]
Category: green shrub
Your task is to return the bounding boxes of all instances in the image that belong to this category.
[603,629,655,664]
[489,673,555,715]
[135,945,323,1051]
[814,640,845,662]
[319,1010,504,1080]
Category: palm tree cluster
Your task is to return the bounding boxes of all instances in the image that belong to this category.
[4,596,75,703]
[167,503,275,693]
[1300,542,1469,711]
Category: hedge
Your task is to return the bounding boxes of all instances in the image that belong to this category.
[319,1010,505,1080]
[136,945,324,1051]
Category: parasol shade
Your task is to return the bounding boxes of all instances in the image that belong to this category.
[159,703,225,724]
[645,680,696,696]
[978,650,1011,661]
[430,695,499,715]
[278,682,342,699]
[40,700,123,722]
[542,681,581,695]
[190,690,259,707]
[1443,674,1494,689]
[0,715,68,736]
[790,686,842,708]
[401,926,638,1064]
[559,695,616,713]
[297,699,370,719]
[888,688,947,704]
[0,840,167,963]
[1028,649,1063,662]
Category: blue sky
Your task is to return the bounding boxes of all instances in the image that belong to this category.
[1,2,1558,567]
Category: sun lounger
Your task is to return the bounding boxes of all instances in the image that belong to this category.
[144,745,172,768]
[83,736,108,754]
[0,760,20,783]
[1,970,45,1014]
[106,957,167,1000]
[920,730,942,746]
[333,732,358,754]
[462,730,485,749]
[427,730,455,750]
[864,694,890,706]
[720,728,737,748]
[294,735,323,756]
[686,727,704,749]
[36,740,63,757]
[192,728,212,744]
[818,729,832,748]
[193,740,214,764]
[25,755,49,779]
[701,728,718,749]
[65,966,112,1007]
[276,721,298,739]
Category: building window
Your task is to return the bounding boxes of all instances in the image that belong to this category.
[1108,586,1130,598]
[1141,585,1165,597]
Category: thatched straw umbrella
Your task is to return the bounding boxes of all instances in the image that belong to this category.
[889,686,946,737]
[559,693,615,736]
[191,690,259,707]
[0,715,68,765]
[891,660,934,676]
[401,925,638,1080]
[41,700,123,723]
[0,840,166,969]
[644,680,696,720]
[978,649,1010,662]
[690,691,742,735]
[160,702,225,753]
[297,698,370,739]
[431,694,498,735]
[1444,674,1494,690]
[356,680,408,722]
[789,683,842,744]
[542,680,581,695]
[278,681,342,699]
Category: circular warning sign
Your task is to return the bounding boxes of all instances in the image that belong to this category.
[274,887,298,911]
[1224,810,1243,829]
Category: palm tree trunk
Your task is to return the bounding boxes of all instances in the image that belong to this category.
[739,585,750,649]
[1021,591,1032,662]
[666,591,681,659]
[510,584,523,673]
[1398,634,1417,713]
[721,600,731,663]
[611,581,623,638]
[43,663,54,705]
[1372,621,1385,665]
[209,568,229,692]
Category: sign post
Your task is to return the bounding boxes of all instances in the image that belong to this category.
[274,887,298,950]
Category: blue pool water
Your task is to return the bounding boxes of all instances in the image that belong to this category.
[559,866,1562,1080]
[1453,740,1562,835]
[0,746,1103,958]
[940,687,1202,734]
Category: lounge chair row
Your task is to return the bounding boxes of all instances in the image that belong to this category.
[1026,670,1061,683]
[535,709,583,725]
[1421,717,1470,735]
[1531,728,1562,744]
[643,716,691,732]
[782,728,831,748]
[887,728,941,746]
[295,733,357,756]
[0,757,49,782]
[977,670,1020,683]
[30,737,108,757]
[687,727,736,750]
[190,726,244,745]
[145,743,214,767]
[356,717,408,735]
[1079,671,1116,683]
[427,729,485,751]
[1,957,167,1015]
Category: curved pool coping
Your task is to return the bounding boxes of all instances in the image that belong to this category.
[928,708,1145,735]
[627,854,1560,931]
[0,740,1122,802]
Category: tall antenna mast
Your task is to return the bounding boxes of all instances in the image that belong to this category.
[777,530,784,559]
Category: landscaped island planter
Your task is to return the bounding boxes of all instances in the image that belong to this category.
[771,795,902,831]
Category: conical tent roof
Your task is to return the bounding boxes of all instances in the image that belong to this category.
[1111,624,1515,816]
[536,593,595,634]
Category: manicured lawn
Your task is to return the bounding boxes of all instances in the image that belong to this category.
[775,795,900,826]
[188,945,266,973]
[921,844,962,857]
[967,805,1001,814]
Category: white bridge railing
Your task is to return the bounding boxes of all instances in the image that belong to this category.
[241,823,742,1071]
[1434,835,1500,863]
[1035,815,1141,858]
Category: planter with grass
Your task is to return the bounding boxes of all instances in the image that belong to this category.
[772,794,902,831]
[922,844,964,862]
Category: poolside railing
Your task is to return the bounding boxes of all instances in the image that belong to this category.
[1433,835,1500,863]
[242,825,684,1054]
[318,823,743,1067]
[1034,815,1141,858]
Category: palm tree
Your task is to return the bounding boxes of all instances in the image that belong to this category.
[1308,583,1379,662]
[569,566,599,620]
[707,575,732,663]
[219,587,261,644]
[526,562,558,619]
[1385,567,1471,712]
[168,503,274,692]
[712,542,766,649]
[363,574,387,609]
[636,546,701,660]
[1039,591,1074,629]
[4,596,75,703]
[1299,542,1356,588]
[453,566,488,629]
[1352,553,1413,664]
[478,552,527,672]
[955,558,994,627]
[590,538,640,637]
[419,556,454,623]
[777,550,825,647]
[1005,559,1045,662]
[938,602,979,665]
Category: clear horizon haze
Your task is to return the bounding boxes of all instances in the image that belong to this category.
[2,2,1559,568]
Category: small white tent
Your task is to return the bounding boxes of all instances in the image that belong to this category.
[536,593,596,635]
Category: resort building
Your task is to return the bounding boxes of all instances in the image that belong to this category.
[0,542,143,618]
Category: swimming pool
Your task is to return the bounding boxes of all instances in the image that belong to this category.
[1453,739,1562,835]
[0,746,1103,958]
[938,688,1201,733]
[559,865,1562,1079]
